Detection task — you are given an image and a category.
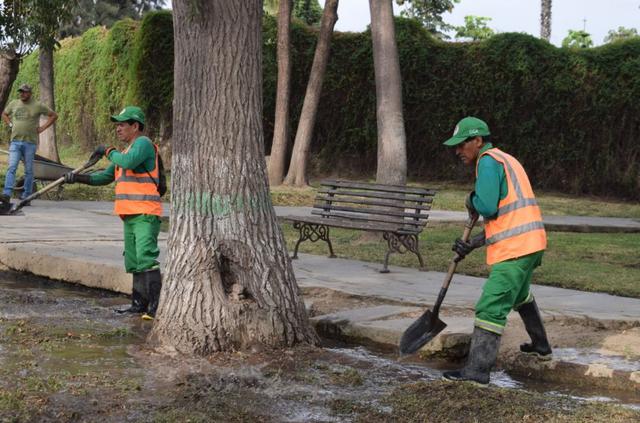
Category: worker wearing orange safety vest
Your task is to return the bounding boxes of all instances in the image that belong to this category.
[441,117,552,385]
[64,106,162,320]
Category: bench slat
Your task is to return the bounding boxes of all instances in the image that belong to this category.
[312,203,429,220]
[314,195,432,211]
[319,188,433,203]
[311,210,427,228]
[283,215,421,234]
[321,179,436,196]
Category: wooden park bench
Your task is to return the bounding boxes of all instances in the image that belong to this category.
[283,179,436,273]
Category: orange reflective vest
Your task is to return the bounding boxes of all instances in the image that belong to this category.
[477,148,546,265]
[113,143,162,216]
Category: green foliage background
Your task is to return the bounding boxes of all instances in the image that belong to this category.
[7,13,640,199]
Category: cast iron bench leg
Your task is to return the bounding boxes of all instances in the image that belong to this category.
[381,232,425,273]
[291,222,335,259]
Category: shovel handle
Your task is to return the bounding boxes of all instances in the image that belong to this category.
[431,213,479,316]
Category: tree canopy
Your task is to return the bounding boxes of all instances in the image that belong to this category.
[562,29,593,49]
[60,0,166,38]
[264,0,323,26]
[454,15,495,41]
[604,26,639,44]
[396,0,459,38]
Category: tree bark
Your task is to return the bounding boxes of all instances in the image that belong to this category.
[38,45,60,162]
[149,0,318,355]
[540,0,552,41]
[0,49,20,111]
[267,0,293,186]
[283,0,338,187]
[370,0,407,186]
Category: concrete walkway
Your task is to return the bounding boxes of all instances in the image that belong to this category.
[49,200,640,233]
[1,200,639,323]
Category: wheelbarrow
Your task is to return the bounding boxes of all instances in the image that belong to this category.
[0,152,101,215]
[0,149,75,201]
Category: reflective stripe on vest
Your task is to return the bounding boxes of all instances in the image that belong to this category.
[477,148,546,265]
[113,142,162,216]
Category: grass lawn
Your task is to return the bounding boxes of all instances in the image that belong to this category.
[280,221,640,299]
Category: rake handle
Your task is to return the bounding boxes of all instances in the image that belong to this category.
[11,154,100,212]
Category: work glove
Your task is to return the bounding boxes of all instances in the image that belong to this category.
[64,172,91,184]
[465,191,479,221]
[89,145,107,162]
[452,232,486,262]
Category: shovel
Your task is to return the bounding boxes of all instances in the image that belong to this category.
[0,153,102,216]
[399,212,479,356]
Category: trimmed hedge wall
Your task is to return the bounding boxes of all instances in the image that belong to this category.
[10,13,640,199]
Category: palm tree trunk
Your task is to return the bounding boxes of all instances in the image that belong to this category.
[370,0,407,185]
[0,49,20,111]
[283,0,339,187]
[38,45,60,162]
[540,0,552,41]
[268,0,293,186]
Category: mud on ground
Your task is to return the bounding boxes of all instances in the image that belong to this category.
[0,271,639,422]
[303,285,640,361]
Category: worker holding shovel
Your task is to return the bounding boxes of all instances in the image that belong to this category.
[64,106,163,320]
[441,116,552,385]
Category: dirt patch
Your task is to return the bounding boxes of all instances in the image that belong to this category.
[302,286,404,317]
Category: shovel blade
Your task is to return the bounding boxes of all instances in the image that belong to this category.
[399,309,447,355]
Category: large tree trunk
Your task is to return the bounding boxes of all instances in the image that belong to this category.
[370,0,407,185]
[540,0,552,41]
[38,45,59,162]
[0,49,20,111]
[267,0,293,186]
[283,0,338,187]
[149,0,317,355]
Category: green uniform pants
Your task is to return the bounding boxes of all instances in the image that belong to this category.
[123,214,161,274]
[474,250,544,334]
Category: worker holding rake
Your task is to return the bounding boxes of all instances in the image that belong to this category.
[64,106,163,320]
[441,116,552,385]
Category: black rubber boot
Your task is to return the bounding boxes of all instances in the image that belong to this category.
[517,299,552,359]
[442,327,501,385]
[141,269,162,320]
[0,194,11,214]
[114,273,148,314]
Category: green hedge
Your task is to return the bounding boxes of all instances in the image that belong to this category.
[10,13,640,199]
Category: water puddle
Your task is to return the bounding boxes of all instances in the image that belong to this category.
[553,347,640,372]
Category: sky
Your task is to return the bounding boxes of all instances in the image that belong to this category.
[161,1,639,46]
[321,0,640,46]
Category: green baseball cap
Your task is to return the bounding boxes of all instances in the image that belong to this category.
[443,116,490,146]
[110,106,145,125]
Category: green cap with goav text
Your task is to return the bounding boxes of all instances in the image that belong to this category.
[443,116,490,146]
[110,106,145,125]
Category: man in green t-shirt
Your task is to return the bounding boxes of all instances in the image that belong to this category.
[1,83,58,205]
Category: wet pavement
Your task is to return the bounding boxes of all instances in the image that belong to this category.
[0,270,638,422]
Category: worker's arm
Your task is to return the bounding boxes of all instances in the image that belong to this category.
[472,155,504,219]
[2,111,11,127]
[37,111,58,133]
[106,137,155,171]
[2,102,13,127]
[87,163,116,186]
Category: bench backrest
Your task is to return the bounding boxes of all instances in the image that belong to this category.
[311,179,436,233]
